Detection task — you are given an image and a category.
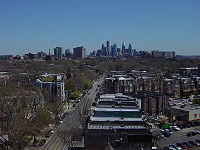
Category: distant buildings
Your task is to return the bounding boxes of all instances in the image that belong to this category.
[151,50,175,59]
[88,41,176,59]
[73,46,86,59]
[54,47,63,60]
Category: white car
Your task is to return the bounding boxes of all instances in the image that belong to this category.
[171,126,181,131]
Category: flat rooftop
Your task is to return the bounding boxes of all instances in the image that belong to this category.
[90,116,144,122]
[93,107,140,112]
[88,124,148,130]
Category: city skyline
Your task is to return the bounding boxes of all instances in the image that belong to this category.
[0,0,200,55]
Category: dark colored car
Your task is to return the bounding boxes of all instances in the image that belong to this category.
[195,139,200,144]
[194,121,200,126]
[188,140,200,146]
[163,131,171,137]
[186,131,197,136]
[185,123,191,128]
[190,122,196,127]
[186,131,193,136]
[176,142,189,149]
[183,141,193,148]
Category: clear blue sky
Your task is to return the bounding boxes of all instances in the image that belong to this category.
[0,0,200,55]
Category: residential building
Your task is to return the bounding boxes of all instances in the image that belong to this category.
[105,75,135,94]
[179,67,199,77]
[36,74,65,102]
[127,91,169,116]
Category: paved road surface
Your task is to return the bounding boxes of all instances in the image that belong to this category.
[41,76,105,150]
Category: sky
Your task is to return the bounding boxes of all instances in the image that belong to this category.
[0,0,200,56]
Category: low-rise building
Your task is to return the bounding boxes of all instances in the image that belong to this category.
[167,104,200,122]
[85,93,152,150]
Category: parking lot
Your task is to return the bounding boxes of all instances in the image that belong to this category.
[158,126,200,149]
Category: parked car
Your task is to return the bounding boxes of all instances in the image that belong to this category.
[195,139,200,144]
[188,140,200,147]
[185,123,191,128]
[190,122,196,127]
[157,133,164,138]
[162,131,171,137]
[169,144,182,150]
[168,146,176,150]
[186,131,197,136]
[176,142,189,149]
[171,126,181,131]
[183,142,193,148]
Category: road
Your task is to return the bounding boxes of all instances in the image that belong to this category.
[158,126,200,149]
[41,76,105,150]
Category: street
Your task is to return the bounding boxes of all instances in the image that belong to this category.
[41,76,105,150]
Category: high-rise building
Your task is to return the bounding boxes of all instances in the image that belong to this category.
[65,49,71,58]
[54,47,63,60]
[117,48,121,56]
[101,44,107,56]
[73,46,86,59]
[96,50,101,57]
[128,43,132,53]
[106,41,110,56]
[110,43,117,57]
[122,42,126,56]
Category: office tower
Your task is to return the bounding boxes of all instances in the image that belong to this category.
[54,47,63,60]
[111,43,117,57]
[122,42,126,56]
[106,41,110,56]
[73,46,86,59]
[65,49,71,57]
[128,44,132,53]
[101,44,107,56]
[117,48,121,56]
[133,49,137,56]
[96,50,101,57]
